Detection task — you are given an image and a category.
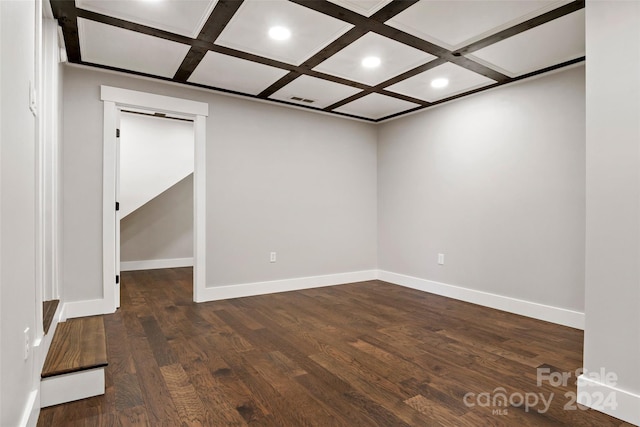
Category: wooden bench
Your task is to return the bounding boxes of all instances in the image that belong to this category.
[41,316,108,407]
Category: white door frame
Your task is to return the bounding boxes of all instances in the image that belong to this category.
[101,86,208,311]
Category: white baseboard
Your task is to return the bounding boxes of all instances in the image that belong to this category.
[62,298,110,320]
[378,271,585,329]
[41,368,105,408]
[19,390,39,427]
[120,257,193,272]
[577,374,640,425]
[196,270,378,302]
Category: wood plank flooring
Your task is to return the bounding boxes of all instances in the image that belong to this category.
[38,268,632,426]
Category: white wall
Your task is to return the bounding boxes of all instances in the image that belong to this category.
[1,1,38,425]
[581,2,640,424]
[121,174,193,264]
[378,66,586,319]
[119,112,194,218]
[62,65,377,301]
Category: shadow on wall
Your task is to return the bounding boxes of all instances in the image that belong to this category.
[120,174,193,263]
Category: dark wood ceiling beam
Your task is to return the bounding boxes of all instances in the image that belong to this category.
[54,0,586,122]
[198,0,244,43]
[173,48,209,82]
[324,91,368,111]
[257,27,368,98]
[376,56,585,122]
[50,0,81,62]
[257,72,303,98]
[209,44,370,91]
[369,26,510,83]
[301,27,368,71]
[378,57,449,89]
[74,60,376,122]
[289,0,511,83]
[380,90,428,106]
[76,8,193,45]
[454,0,585,56]
[289,0,449,56]
[174,0,244,82]
[324,58,449,111]
[256,0,422,101]
[369,0,420,22]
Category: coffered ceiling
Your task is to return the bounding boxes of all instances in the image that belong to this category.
[51,0,585,122]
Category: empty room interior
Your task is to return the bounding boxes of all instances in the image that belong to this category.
[1,0,639,426]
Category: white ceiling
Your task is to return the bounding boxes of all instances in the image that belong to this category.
[77,18,191,78]
[327,0,394,17]
[386,0,570,51]
[188,51,290,95]
[313,32,437,86]
[334,93,420,120]
[56,0,586,122]
[469,8,586,77]
[77,0,218,38]
[269,75,362,109]
[386,62,496,102]
[215,0,353,66]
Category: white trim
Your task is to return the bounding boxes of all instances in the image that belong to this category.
[18,389,39,427]
[121,257,194,271]
[577,374,640,425]
[100,86,208,117]
[40,368,105,408]
[198,270,379,302]
[102,100,117,313]
[62,299,107,320]
[378,270,585,329]
[193,115,207,303]
[101,86,208,308]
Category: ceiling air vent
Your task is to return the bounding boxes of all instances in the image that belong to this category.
[291,96,315,104]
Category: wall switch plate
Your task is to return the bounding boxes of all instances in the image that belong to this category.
[24,327,30,360]
[438,253,445,265]
[270,252,277,263]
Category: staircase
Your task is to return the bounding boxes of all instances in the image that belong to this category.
[40,316,108,407]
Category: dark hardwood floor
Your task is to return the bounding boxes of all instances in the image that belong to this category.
[38,268,632,426]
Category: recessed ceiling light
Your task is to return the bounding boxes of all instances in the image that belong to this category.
[431,78,449,89]
[361,56,381,68]
[268,26,291,41]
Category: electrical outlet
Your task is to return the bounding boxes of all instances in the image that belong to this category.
[270,252,277,263]
[438,253,445,265]
[24,327,30,360]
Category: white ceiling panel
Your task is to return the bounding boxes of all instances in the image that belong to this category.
[386,0,570,51]
[313,32,436,86]
[78,18,190,78]
[468,9,585,77]
[270,75,362,109]
[327,0,393,17]
[188,51,289,95]
[386,62,496,102]
[215,0,353,66]
[76,0,217,38]
[334,93,419,120]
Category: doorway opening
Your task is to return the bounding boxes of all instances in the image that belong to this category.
[101,86,208,312]
[117,109,195,304]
